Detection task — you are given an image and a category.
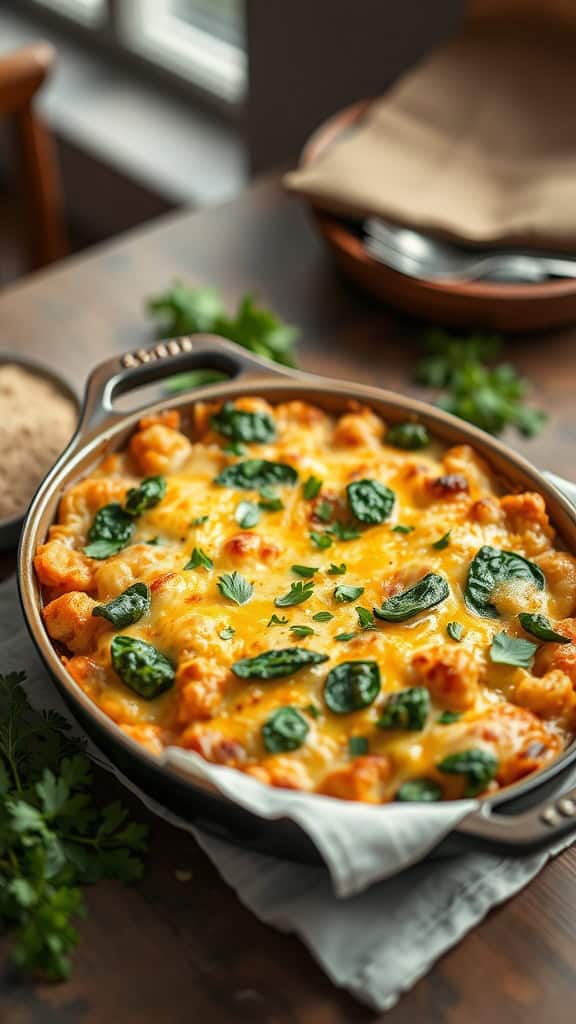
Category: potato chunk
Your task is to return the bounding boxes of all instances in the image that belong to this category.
[130,423,192,475]
[535,550,576,618]
[412,645,481,711]
[319,755,392,803]
[34,540,94,592]
[43,591,105,653]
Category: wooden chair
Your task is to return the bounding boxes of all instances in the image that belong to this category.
[0,42,67,272]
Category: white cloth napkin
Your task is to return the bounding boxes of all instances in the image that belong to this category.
[4,470,576,1011]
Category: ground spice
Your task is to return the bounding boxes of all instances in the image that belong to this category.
[0,364,77,521]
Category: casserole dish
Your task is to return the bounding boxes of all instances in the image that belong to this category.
[18,335,576,863]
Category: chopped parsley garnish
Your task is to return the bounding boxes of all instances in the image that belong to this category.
[219,626,235,640]
[313,611,334,622]
[235,500,261,529]
[315,499,333,523]
[432,530,451,550]
[392,524,414,534]
[268,613,288,627]
[356,606,376,630]
[184,546,213,571]
[438,710,462,724]
[303,475,322,500]
[291,564,318,578]
[310,531,332,549]
[190,515,209,527]
[327,562,346,575]
[335,632,357,642]
[447,621,464,642]
[289,625,316,638]
[333,584,365,603]
[275,579,315,607]
[217,571,254,606]
[348,736,369,757]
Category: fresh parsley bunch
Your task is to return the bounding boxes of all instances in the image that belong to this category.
[0,671,148,980]
[415,330,547,437]
[147,284,299,392]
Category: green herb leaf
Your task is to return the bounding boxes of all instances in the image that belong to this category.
[437,748,498,796]
[84,503,134,559]
[124,476,167,517]
[232,648,329,680]
[310,531,332,549]
[315,499,333,523]
[210,402,276,444]
[438,710,462,724]
[395,778,442,801]
[465,546,545,619]
[328,521,360,541]
[223,441,246,456]
[291,564,318,578]
[267,613,288,626]
[290,625,316,638]
[518,613,571,644]
[333,584,365,603]
[432,530,451,550]
[148,284,298,370]
[374,573,449,622]
[348,736,369,757]
[305,703,321,719]
[303,475,322,500]
[215,459,298,490]
[324,660,380,713]
[347,479,395,525]
[262,707,309,753]
[356,606,376,630]
[392,524,414,534]
[335,632,357,641]
[190,515,209,527]
[184,546,213,571]
[235,500,261,529]
[258,489,284,511]
[145,536,162,546]
[217,571,254,605]
[92,583,150,628]
[490,632,538,669]
[386,422,430,450]
[111,636,175,699]
[447,621,464,642]
[219,626,235,640]
[275,579,314,607]
[327,562,346,575]
[378,687,430,731]
[313,611,334,622]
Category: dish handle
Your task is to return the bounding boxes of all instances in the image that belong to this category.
[76,334,300,439]
[456,782,576,852]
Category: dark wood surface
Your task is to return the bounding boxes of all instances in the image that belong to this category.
[1,174,576,1023]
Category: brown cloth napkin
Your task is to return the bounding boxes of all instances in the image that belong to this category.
[284,10,576,251]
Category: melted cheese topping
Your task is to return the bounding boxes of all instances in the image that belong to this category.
[35,398,576,804]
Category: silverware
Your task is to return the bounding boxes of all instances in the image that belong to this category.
[364,218,576,283]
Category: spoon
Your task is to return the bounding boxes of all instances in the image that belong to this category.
[364,218,576,283]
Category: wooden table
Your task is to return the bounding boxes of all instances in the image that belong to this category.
[2,175,576,1024]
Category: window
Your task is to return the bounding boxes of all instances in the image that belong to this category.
[24,0,246,105]
[119,0,246,104]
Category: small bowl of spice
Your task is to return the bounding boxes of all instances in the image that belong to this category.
[0,356,79,551]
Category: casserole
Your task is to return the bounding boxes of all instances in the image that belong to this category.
[18,335,576,862]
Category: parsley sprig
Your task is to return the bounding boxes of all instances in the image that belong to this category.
[415,330,547,437]
[0,672,147,981]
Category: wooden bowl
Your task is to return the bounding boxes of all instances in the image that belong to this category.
[300,101,576,332]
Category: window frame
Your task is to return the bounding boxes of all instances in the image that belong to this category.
[16,0,246,116]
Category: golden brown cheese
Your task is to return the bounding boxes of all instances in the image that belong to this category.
[35,400,576,802]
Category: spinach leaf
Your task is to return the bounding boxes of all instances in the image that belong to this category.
[437,749,498,796]
[262,706,309,753]
[348,736,369,757]
[447,621,464,642]
[111,636,175,699]
[464,545,545,619]
[378,686,430,731]
[124,476,167,517]
[217,571,253,605]
[395,779,442,802]
[490,632,537,669]
[84,503,134,559]
[334,584,365,604]
[235,501,261,529]
[518,613,571,644]
[232,648,328,679]
[215,459,298,490]
[302,475,322,500]
[346,479,395,525]
[323,661,380,714]
[386,422,430,450]
[184,546,213,571]
[210,402,276,444]
[92,583,150,628]
[275,580,314,607]
[374,572,449,622]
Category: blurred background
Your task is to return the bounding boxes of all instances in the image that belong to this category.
[0,0,462,285]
